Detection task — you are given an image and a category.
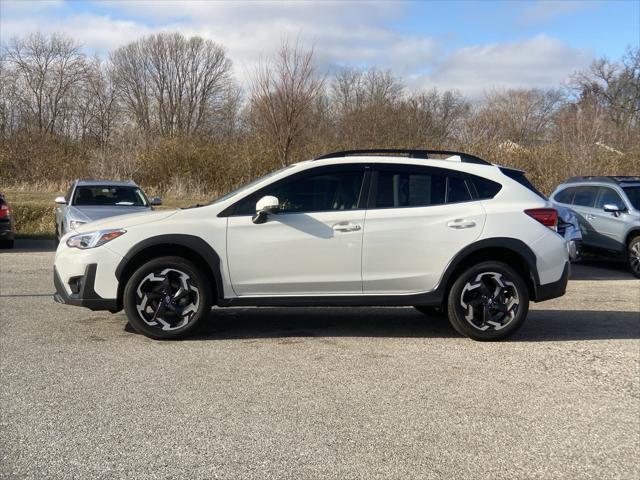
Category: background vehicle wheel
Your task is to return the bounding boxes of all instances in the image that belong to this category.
[627,235,640,278]
[123,256,212,339]
[414,305,447,317]
[447,261,529,341]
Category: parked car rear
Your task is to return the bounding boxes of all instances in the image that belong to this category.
[0,193,15,249]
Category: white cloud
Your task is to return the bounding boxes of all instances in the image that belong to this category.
[0,1,594,96]
[519,0,595,25]
[421,35,593,97]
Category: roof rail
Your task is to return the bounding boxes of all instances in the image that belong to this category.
[565,175,640,185]
[314,149,492,165]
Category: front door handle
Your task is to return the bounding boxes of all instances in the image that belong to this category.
[447,219,476,229]
[332,222,361,232]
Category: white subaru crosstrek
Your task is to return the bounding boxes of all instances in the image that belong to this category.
[53,149,569,341]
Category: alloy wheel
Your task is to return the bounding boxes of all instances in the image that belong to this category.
[630,241,640,276]
[459,271,520,331]
[135,268,200,331]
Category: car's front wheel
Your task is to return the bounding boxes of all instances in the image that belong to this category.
[447,261,529,341]
[123,256,212,339]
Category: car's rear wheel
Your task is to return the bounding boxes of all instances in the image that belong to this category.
[123,256,212,339]
[447,261,529,341]
[627,235,640,278]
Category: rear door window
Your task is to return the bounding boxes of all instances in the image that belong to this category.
[374,165,473,208]
[572,187,598,208]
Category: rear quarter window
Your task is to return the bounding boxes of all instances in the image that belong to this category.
[553,187,575,204]
[470,176,502,199]
[499,168,546,199]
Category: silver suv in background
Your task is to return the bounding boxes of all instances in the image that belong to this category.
[550,176,640,277]
[55,180,161,244]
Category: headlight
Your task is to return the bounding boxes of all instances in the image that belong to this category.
[69,220,86,230]
[66,229,126,249]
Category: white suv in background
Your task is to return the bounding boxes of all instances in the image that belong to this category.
[53,149,569,341]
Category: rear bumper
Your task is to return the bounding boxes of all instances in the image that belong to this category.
[534,261,569,302]
[53,264,119,311]
[0,220,14,240]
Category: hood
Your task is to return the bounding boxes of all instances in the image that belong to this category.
[68,205,151,223]
[74,208,179,232]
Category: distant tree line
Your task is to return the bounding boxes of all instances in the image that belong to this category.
[1,32,638,196]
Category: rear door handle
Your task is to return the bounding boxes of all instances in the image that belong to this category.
[586,214,596,220]
[332,222,361,232]
[447,219,476,229]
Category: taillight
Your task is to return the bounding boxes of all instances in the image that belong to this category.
[525,208,558,231]
[0,203,9,219]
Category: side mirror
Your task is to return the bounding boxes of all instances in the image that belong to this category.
[55,196,67,205]
[603,203,623,216]
[252,195,279,224]
[150,197,162,206]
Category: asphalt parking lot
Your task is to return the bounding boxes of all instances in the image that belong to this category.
[1,240,639,479]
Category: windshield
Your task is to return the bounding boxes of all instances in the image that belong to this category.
[73,186,148,207]
[623,186,640,210]
[209,165,296,205]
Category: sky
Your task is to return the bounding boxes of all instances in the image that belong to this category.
[1,0,638,96]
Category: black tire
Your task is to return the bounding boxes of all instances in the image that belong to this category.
[123,256,212,340]
[414,305,447,317]
[447,261,529,341]
[0,239,14,249]
[54,226,60,247]
[627,235,640,279]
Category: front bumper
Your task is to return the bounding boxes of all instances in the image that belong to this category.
[53,264,119,311]
[534,261,570,302]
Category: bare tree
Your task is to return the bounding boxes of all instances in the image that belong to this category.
[572,47,640,137]
[4,33,87,134]
[250,39,325,165]
[110,32,234,136]
[475,88,563,145]
[85,58,120,148]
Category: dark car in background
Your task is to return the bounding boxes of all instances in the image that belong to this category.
[0,193,15,249]
[551,176,640,277]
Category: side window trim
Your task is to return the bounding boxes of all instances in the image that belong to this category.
[222,164,370,217]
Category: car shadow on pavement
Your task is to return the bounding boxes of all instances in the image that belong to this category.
[515,309,640,341]
[3,239,56,253]
[570,260,636,281]
[189,307,458,340]
[165,307,640,342]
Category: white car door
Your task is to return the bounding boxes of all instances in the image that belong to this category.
[362,165,486,294]
[226,165,368,296]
